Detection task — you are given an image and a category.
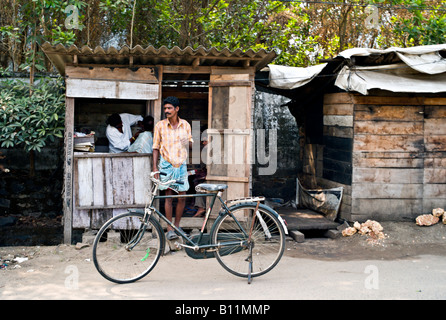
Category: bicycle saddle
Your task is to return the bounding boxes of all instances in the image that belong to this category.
[195,183,228,192]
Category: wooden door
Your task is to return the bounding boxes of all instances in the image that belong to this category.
[207,71,254,209]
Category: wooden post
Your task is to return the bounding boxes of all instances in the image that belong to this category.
[154,65,163,124]
[63,97,75,244]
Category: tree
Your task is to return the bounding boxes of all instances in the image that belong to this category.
[391,0,446,46]
[0,0,320,67]
[2,0,445,70]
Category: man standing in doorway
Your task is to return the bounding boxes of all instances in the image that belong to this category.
[152,96,193,240]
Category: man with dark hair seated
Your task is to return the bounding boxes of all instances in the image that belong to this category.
[105,113,143,153]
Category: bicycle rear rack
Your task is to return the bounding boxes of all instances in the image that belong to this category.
[225,196,265,206]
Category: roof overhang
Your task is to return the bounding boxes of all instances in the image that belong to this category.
[41,42,277,76]
[264,43,446,95]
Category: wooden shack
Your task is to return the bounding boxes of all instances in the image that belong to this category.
[318,92,446,222]
[42,42,276,243]
[263,44,446,223]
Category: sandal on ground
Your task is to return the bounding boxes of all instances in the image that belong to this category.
[193,209,205,217]
[166,230,178,240]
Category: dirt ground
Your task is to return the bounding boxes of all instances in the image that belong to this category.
[289,221,446,260]
[1,221,445,289]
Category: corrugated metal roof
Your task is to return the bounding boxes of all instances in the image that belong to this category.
[41,42,276,76]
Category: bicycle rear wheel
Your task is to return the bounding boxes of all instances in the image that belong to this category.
[92,211,164,284]
[211,203,285,279]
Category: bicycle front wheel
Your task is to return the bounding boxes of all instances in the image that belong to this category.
[92,211,164,284]
[211,203,286,279]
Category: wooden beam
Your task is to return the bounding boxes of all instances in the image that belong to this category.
[163,65,211,74]
[160,91,208,100]
[154,65,163,124]
[211,66,255,75]
[192,58,200,68]
[66,78,159,99]
[73,152,152,159]
[424,97,446,105]
[209,80,252,87]
[66,66,158,82]
[64,97,75,244]
[352,95,425,106]
[206,175,249,183]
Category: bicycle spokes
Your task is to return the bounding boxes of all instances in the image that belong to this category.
[211,204,285,281]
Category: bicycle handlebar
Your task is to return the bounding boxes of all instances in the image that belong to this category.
[151,171,184,185]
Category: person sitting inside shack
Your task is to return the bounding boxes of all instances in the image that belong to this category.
[105,113,143,153]
[127,115,154,154]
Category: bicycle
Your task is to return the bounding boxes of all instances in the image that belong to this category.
[92,171,288,284]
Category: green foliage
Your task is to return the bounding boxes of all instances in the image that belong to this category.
[0,76,65,152]
[0,0,87,72]
[3,0,446,70]
[99,0,134,35]
[51,26,77,46]
[392,0,446,45]
[203,0,283,50]
[0,26,21,44]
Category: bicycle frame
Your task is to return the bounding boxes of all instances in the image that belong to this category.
[142,179,250,252]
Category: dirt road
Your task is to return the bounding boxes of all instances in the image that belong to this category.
[1,221,445,300]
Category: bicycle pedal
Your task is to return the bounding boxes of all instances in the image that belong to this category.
[174,242,182,249]
[167,238,183,251]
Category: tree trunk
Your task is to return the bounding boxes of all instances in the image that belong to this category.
[338,4,352,53]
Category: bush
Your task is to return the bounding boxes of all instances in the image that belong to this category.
[0,76,65,153]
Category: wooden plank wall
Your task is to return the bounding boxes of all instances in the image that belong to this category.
[322,93,353,219]
[322,93,354,185]
[423,102,446,213]
[302,93,446,222]
[333,93,446,222]
[72,154,152,229]
[351,97,424,221]
[65,66,159,100]
[301,93,353,220]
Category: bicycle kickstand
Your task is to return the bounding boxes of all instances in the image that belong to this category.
[246,243,253,284]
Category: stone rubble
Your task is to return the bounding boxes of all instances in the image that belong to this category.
[342,219,385,240]
[415,208,445,227]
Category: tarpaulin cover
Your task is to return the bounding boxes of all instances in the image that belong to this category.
[268,44,446,95]
[338,44,446,74]
[268,63,327,89]
[335,63,446,95]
